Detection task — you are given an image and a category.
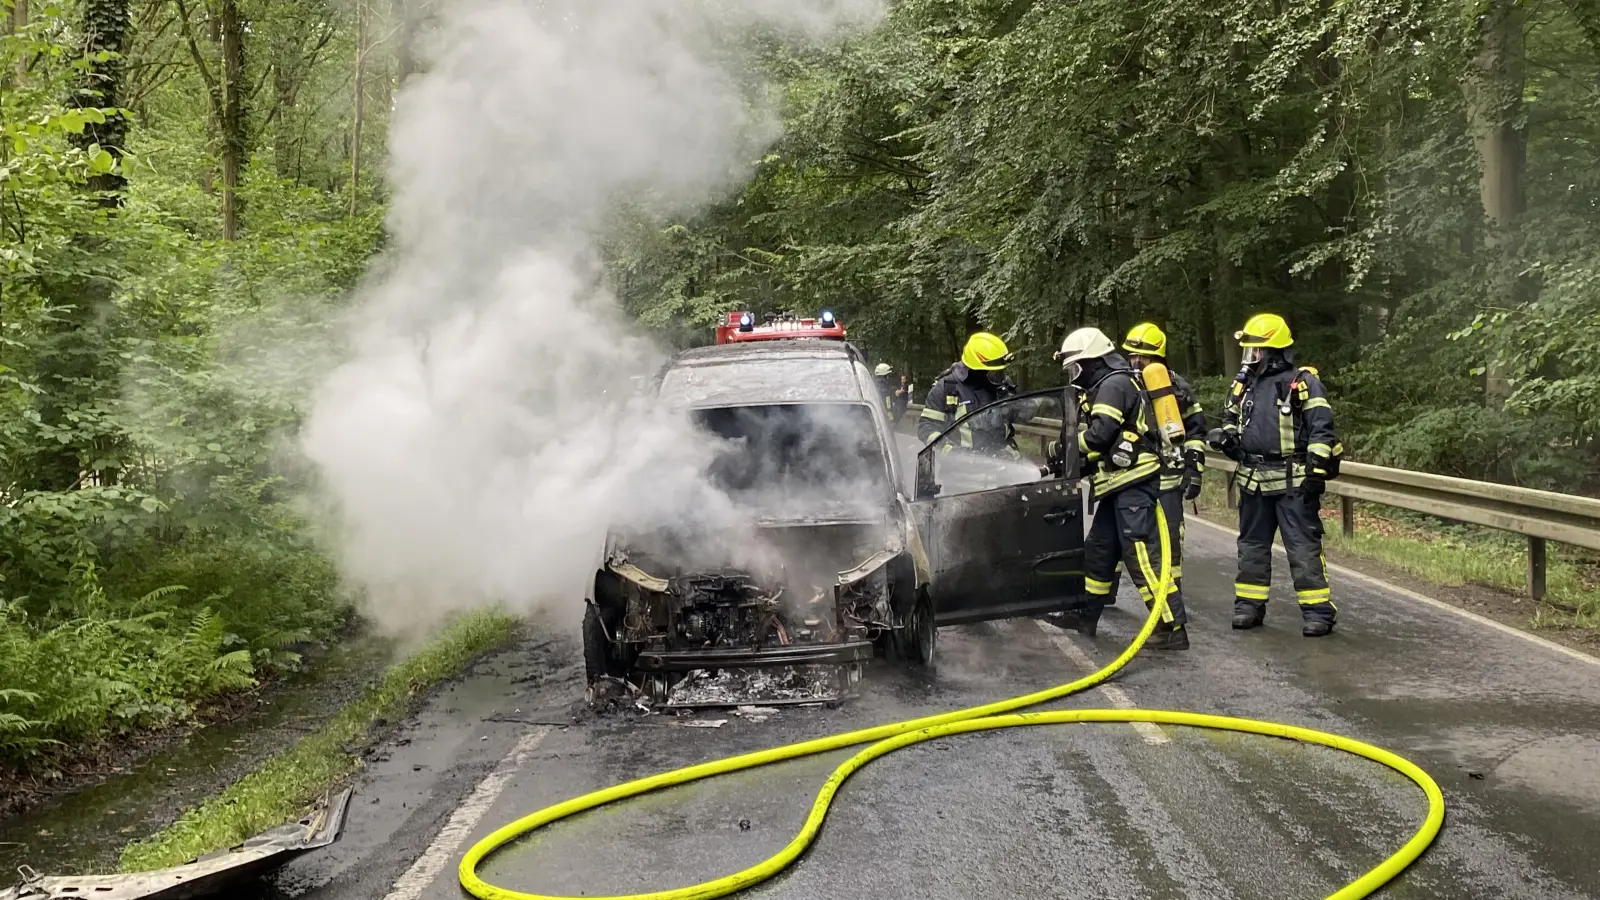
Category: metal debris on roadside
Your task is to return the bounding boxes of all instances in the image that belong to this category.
[666,666,837,708]
[0,789,352,900]
[734,705,780,723]
[678,719,729,728]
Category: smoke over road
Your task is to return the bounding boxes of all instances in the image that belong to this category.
[300,0,882,638]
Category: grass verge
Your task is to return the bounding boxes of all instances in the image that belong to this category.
[1190,476,1600,627]
[117,608,518,872]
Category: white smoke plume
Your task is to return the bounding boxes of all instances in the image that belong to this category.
[301,0,883,637]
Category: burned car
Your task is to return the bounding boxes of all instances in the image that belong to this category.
[584,339,1091,707]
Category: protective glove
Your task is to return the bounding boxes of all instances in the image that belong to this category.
[1308,451,1333,478]
[938,442,955,455]
[1183,474,1202,502]
[1207,428,1243,462]
[1183,448,1207,471]
[1302,474,1326,497]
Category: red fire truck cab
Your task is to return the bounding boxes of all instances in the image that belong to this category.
[714,310,847,344]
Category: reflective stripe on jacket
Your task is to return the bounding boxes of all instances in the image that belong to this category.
[1220,361,1339,495]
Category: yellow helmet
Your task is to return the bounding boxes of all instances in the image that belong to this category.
[1122,322,1167,358]
[961,332,1013,371]
[1236,313,1293,349]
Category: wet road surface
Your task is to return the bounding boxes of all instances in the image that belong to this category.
[271,519,1600,900]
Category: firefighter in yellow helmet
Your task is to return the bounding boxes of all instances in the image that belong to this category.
[1096,323,1209,618]
[1046,327,1189,650]
[916,332,1023,454]
[1206,313,1344,636]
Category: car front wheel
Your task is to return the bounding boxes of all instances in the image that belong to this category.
[896,591,936,667]
[582,604,615,684]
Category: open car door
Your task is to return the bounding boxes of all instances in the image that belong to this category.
[906,387,1088,625]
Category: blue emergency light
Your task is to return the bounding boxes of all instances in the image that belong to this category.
[739,313,754,331]
[820,310,837,328]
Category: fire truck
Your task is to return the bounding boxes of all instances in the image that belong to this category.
[714,310,846,344]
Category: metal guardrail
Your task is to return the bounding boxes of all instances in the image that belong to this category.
[904,404,1600,601]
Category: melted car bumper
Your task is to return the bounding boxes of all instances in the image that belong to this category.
[635,640,873,672]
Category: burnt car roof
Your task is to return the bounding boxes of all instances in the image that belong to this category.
[657,341,873,408]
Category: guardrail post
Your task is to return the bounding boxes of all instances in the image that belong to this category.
[1527,536,1547,602]
[1341,495,1355,539]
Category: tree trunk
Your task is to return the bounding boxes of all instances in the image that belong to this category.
[350,0,366,215]
[1194,285,1219,374]
[1464,0,1528,409]
[219,0,245,239]
[272,51,298,179]
[11,0,28,76]
[35,0,130,491]
[395,0,421,86]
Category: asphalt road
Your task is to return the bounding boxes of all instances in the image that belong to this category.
[269,517,1600,900]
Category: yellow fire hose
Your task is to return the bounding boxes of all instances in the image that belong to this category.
[459,505,1445,900]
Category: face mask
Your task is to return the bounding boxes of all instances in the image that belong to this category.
[1066,362,1083,384]
[986,370,1007,385]
[1241,347,1264,366]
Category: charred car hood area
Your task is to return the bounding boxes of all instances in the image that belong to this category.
[586,392,916,709]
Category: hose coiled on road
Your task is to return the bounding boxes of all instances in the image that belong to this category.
[459,505,1445,900]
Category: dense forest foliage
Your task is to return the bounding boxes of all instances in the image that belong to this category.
[3,0,1599,768]
[610,0,1600,492]
[0,0,408,766]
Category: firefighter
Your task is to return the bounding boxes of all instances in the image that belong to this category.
[873,363,900,421]
[1206,313,1343,637]
[1100,323,1208,615]
[1049,327,1189,649]
[917,332,1022,454]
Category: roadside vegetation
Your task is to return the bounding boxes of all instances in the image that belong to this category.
[118,608,516,872]
[609,0,1600,499]
[0,0,406,777]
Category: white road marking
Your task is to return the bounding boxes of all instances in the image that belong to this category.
[1188,515,1600,669]
[382,727,551,900]
[1032,619,1170,745]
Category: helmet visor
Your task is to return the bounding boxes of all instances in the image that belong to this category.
[1241,347,1264,366]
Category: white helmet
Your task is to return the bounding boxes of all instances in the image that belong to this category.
[1053,327,1115,369]
[873,363,893,376]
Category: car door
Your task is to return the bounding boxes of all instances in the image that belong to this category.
[906,387,1088,625]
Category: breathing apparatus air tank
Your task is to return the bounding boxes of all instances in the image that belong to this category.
[1141,361,1185,447]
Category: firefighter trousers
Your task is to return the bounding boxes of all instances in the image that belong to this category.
[1084,479,1187,628]
[1105,486,1186,613]
[1235,488,1336,623]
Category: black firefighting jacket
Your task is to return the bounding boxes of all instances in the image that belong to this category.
[1218,355,1340,495]
[1077,354,1162,497]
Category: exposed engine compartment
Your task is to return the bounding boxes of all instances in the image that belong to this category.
[666,571,836,647]
[589,399,909,708]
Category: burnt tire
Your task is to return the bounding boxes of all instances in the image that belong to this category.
[897,591,936,668]
[582,604,615,684]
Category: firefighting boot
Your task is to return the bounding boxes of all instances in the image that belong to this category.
[1232,599,1266,630]
[1301,603,1337,637]
[1046,604,1102,637]
[1145,624,1189,650]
